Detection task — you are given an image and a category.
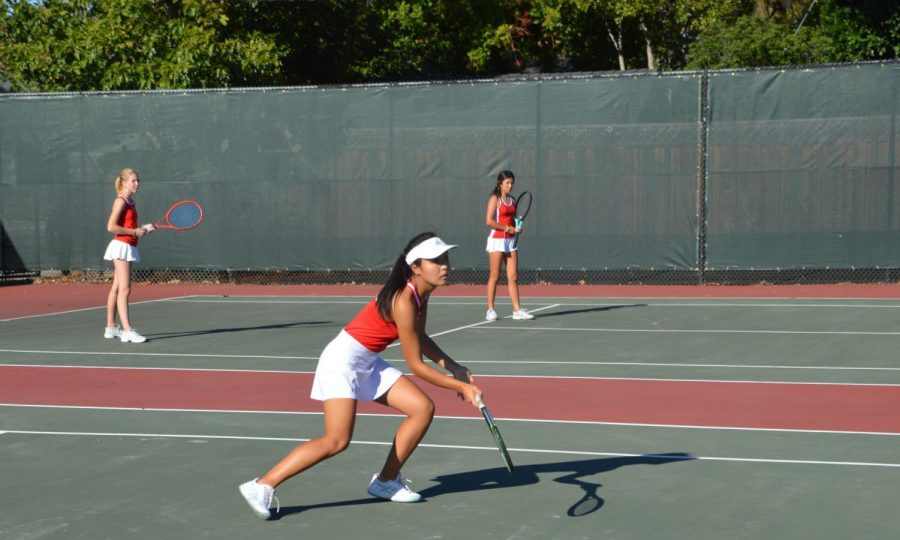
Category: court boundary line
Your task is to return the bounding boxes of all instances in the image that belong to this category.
[0,295,204,323]
[3,362,898,386]
[173,298,900,308]
[0,350,320,361]
[1,350,898,372]
[168,294,900,301]
[2,429,898,468]
[481,326,900,336]
[3,403,898,436]
[7,293,900,323]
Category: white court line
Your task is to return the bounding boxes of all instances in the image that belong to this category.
[2,350,899,374]
[171,299,370,304]
[169,294,900,301]
[0,349,318,361]
[0,295,204,323]
[161,297,900,308]
[3,403,898,436]
[2,363,897,387]
[481,326,900,336]
[530,302,900,308]
[172,299,494,305]
[0,363,314,374]
[384,304,560,348]
[443,360,900,372]
[2,429,897,468]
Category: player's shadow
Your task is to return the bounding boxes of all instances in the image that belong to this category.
[419,452,693,517]
[145,320,333,340]
[536,303,646,319]
[273,452,692,520]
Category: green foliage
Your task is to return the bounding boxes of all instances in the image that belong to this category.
[359,0,512,79]
[0,0,285,91]
[686,0,891,69]
[0,0,895,92]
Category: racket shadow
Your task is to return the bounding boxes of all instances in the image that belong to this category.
[145,320,333,341]
[418,452,693,517]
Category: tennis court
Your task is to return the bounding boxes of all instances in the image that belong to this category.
[1,283,898,540]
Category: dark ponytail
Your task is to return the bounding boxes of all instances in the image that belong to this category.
[376,232,437,320]
[492,170,516,197]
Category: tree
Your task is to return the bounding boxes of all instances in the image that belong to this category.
[362,0,503,79]
[0,0,285,91]
[227,0,378,85]
[685,0,889,69]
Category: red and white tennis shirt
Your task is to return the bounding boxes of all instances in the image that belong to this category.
[489,195,517,239]
[344,281,424,352]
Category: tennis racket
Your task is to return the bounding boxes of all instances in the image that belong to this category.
[512,190,532,249]
[154,200,203,231]
[475,394,514,473]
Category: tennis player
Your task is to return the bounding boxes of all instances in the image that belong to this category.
[103,168,155,343]
[485,170,534,321]
[239,232,482,519]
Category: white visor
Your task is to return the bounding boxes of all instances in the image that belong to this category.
[405,236,458,265]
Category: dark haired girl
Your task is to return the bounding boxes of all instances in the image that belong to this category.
[239,233,481,519]
[485,170,533,321]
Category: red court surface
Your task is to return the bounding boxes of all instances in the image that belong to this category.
[3,365,897,434]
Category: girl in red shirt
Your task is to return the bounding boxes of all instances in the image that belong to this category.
[102,168,155,343]
[239,232,482,519]
[485,170,534,321]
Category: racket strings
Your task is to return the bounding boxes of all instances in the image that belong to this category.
[516,191,533,220]
[165,202,202,229]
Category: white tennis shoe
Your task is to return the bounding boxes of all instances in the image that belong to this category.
[512,309,534,320]
[103,325,121,339]
[239,478,279,519]
[120,329,147,343]
[367,473,422,502]
[485,308,498,321]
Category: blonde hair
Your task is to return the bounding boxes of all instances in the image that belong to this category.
[114,168,139,194]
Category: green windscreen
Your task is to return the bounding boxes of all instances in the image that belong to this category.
[706,64,900,269]
[2,62,898,283]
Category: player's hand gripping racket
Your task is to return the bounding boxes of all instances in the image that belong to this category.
[475,394,514,473]
[512,191,532,250]
[154,200,203,230]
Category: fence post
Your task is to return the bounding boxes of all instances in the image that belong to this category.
[697,72,710,285]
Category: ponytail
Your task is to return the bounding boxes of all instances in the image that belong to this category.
[114,168,138,194]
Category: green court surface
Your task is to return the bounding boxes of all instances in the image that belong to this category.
[1,293,899,539]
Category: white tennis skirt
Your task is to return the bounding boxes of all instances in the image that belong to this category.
[103,239,141,262]
[486,236,518,253]
[310,330,403,401]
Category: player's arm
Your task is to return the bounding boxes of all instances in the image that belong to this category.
[414,303,474,384]
[394,292,480,404]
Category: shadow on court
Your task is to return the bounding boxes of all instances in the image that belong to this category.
[273,452,692,520]
[535,304,646,319]
[146,321,333,341]
[272,497,384,519]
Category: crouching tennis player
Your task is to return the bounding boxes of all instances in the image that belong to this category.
[239,232,482,519]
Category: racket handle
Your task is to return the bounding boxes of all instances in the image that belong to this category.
[475,394,485,409]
